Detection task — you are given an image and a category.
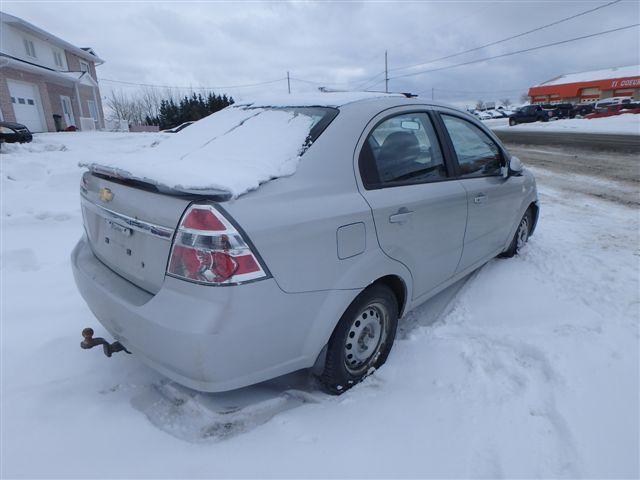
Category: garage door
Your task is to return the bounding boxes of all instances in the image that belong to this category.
[7,80,45,132]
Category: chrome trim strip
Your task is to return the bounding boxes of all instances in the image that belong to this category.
[81,195,175,241]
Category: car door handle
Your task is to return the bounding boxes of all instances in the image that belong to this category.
[473,193,487,204]
[389,210,414,224]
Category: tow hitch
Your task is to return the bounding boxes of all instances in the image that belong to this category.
[81,328,131,357]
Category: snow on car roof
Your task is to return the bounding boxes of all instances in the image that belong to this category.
[82,106,319,198]
[237,91,406,108]
[537,64,640,87]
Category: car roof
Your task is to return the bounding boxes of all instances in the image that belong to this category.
[0,121,27,129]
[237,91,459,110]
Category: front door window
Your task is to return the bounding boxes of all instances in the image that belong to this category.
[441,115,502,177]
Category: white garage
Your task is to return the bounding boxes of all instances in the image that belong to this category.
[7,80,45,132]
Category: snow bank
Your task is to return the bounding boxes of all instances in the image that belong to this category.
[0,132,163,222]
[488,113,640,135]
[82,107,317,197]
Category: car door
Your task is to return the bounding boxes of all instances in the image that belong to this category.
[356,109,468,300]
[437,112,525,271]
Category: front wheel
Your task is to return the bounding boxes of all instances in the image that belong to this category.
[500,210,532,258]
[509,118,516,126]
[317,284,398,394]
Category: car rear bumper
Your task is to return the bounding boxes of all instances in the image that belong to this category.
[71,236,358,392]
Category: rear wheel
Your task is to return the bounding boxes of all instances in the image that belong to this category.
[500,210,532,258]
[318,284,398,394]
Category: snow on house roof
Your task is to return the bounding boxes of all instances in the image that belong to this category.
[538,65,640,87]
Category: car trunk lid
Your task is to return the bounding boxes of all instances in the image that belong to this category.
[80,173,196,294]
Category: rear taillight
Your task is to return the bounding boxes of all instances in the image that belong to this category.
[167,204,268,285]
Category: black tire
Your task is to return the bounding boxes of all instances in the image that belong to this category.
[509,118,516,126]
[318,284,398,395]
[500,209,533,258]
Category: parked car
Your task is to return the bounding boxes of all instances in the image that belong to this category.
[572,103,595,117]
[508,105,550,125]
[72,95,539,394]
[541,103,574,119]
[161,121,194,133]
[475,110,493,120]
[594,97,633,112]
[0,121,33,144]
[486,109,508,119]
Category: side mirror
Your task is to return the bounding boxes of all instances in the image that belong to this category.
[508,156,524,176]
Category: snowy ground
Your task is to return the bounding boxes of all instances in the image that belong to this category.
[1,132,639,478]
[484,113,640,135]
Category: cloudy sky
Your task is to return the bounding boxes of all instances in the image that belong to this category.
[3,0,639,107]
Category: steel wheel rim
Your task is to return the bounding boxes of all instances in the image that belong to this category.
[516,216,530,250]
[344,302,388,374]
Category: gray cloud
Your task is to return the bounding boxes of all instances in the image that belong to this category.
[3,0,639,106]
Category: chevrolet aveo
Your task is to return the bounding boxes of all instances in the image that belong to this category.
[72,93,539,394]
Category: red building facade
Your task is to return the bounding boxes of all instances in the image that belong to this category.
[529,65,640,105]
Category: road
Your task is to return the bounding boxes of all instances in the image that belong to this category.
[495,130,639,206]
[494,130,640,154]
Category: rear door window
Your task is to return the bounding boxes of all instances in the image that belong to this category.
[441,114,502,178]
[359,112,447,188]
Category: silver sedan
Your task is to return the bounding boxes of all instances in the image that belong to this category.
[72,94,539,394]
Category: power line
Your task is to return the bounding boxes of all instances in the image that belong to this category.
[100,77,286,90]
[358,0,623,87]
[389,0,622,74]
[389,23,640,81]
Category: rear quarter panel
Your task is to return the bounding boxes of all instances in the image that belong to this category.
[223,104,414,297]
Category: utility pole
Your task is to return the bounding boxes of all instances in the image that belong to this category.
[432,87,434,100]
[287,71,291,94]
[384,50,389,93]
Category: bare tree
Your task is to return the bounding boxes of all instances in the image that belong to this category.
[475,99,485,110]
[106,87,177,126]
[105,89,134,124]
[519,93,530,104]
[500,98,512,108]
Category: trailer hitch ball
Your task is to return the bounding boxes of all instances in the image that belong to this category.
[81,327,130,357]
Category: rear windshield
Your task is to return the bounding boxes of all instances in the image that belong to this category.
[243,106,338,151]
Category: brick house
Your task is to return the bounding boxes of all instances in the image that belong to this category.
[0,11,105,132]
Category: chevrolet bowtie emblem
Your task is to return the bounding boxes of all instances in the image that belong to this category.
[99,187,114,202]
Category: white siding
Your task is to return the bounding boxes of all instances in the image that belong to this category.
[0,23,68,71]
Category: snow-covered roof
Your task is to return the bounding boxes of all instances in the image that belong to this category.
[237,91,406,108]
[538,65,640,87]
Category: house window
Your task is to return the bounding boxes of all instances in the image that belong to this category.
[23,38,36,58]
[80,60,90,73]
[53,50,64,68]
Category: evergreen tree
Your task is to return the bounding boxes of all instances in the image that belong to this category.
[152,91,234,129]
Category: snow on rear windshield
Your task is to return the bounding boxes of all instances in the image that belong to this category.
[84,106,334,198]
